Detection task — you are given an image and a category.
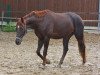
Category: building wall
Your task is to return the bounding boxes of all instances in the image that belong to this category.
[0,0,99,26]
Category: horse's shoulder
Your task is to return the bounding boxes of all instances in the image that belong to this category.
[33,10,50,17]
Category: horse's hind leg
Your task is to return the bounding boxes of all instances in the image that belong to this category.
[58,37,69,68]
[75,35,86,64]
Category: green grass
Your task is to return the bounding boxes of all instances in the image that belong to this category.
[2,22,16,32]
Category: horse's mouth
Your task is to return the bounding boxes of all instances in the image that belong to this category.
[15,38,22,45]
[15,41,21,45]
[15,40,21,45]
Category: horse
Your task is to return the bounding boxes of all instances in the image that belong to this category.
[15,10,86,68]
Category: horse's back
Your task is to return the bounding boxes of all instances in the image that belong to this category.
[44,11,75,38]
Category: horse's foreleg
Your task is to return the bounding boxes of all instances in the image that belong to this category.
[42,37,50,66]
[58,38,69,68]
[36,39,44,60]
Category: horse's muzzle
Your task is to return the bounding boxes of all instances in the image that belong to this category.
[15,37,22,45]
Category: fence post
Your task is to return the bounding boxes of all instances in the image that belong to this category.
[1,11,4,31]
[98,0,100,31]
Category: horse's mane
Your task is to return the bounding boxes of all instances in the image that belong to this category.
[23,10,50,19]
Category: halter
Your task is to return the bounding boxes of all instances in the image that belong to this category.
[16,20,27,40]
[16,37,22,41]
[20,19,27,34]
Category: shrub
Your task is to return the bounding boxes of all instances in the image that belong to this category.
[2,21,16,32]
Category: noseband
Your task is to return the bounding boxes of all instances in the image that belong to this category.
[16,18,27,41]
[16,37,22,41]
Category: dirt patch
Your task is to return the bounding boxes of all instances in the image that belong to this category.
[0,31,100,75]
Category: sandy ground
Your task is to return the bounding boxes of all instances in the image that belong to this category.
[0,31,100,75]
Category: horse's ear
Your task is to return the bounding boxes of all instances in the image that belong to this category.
[21,17,24,23]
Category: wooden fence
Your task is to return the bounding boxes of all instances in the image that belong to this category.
[0,0,99,26]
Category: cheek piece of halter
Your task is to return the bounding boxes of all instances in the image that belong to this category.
[16,37,22,42]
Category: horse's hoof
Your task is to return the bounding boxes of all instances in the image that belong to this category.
[57,65,61,68]
[83,62,86,65]
[39,64,46,70]
[83,60,86,65]
[41,66,46,70]
[46,59,50,64]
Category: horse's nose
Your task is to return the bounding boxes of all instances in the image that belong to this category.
[15,38,21,45]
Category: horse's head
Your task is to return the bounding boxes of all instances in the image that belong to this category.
[15,10,48,45]
[15,17,27,45]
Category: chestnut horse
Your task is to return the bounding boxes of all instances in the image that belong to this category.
[15,10,86,68]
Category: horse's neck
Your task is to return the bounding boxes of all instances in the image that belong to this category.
[26,17,39,29]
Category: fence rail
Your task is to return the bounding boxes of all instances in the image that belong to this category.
[83,20,100,22]
[0,17,18,20]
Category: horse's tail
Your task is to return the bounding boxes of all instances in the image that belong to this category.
[68,13,86,64]
[68,12,84,37]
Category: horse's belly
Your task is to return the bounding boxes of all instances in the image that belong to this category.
[49,33,63,39]
[51,36,62,39]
